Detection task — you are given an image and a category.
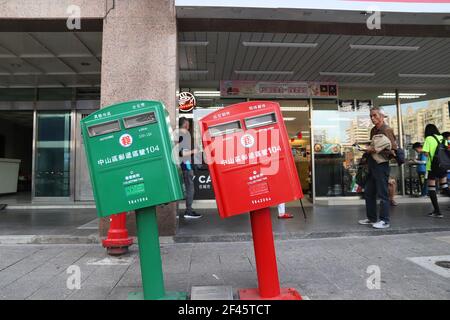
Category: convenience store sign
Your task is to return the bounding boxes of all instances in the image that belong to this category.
[220,81,338,98]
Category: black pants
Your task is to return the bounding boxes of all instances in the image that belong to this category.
[365,157,390,223]
[182,170,194,214]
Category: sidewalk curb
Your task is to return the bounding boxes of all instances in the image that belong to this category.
[2,228,450,245]
[0,235,175,245]
[0,235,100,245]
[173,227,450,243]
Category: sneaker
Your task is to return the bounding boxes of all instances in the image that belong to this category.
[390,200,398,206]
[372,221,390,229]
[429,212,444,218]
[183,211,202,219]
[428,212,441,217]
[358,219,375,225]
[278,213,294,219]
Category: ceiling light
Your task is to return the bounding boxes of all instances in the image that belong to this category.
[242,41,318,48]
[281,107,310,112]
[378,93,427,99]
[320,72,375,77]
[178,41,209,46]
[350,44,420,51]
[193,90,221,97]
[180,69,209,74]
[381,92,427,96]
[283,117,296,121]
[399,73,450,78]
[378,96,421,99]
[235,70,294,75]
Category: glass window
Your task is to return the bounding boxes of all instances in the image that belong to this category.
[312,99,349,197]
[401,97,450,195]
[277,100,312,198]
[34,112,71,197]
[312,100,401,198]
[401,97,450,147]
[380,104,402,196]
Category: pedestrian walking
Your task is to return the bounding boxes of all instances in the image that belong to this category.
[411,142,428,196]
[179,117,202,219]
[277,203,293,219]
[358,107,398,229]
[423,124,449,218]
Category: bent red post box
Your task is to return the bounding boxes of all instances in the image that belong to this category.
[199,101,303,217]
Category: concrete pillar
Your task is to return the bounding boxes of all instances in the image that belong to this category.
[99,0,178,237]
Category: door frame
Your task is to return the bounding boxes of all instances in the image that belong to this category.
[74,110,95,201]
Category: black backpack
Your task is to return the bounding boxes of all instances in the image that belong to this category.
[394,147,405,166]
[431,135,450,172]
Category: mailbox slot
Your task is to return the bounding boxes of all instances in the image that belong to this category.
[244,113,277,129]
[123,112,157,129]
[209,120,242,137]
[87,120,121,137]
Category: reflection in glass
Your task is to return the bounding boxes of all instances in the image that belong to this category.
[277,100,312,198]
[400,97,450,195]
[312,100,401,197]
[35,112,71,197]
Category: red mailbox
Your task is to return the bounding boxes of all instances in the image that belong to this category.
[200,100,303,217]
[200,101,304,300]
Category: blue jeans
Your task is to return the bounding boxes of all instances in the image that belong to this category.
[364,157,390,223]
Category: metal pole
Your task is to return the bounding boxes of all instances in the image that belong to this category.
[395,89,406,196]
[135,206,166,300]
[249,207,281,298]
[309,97,315,202]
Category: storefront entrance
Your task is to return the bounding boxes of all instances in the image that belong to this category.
[0,111,33,203]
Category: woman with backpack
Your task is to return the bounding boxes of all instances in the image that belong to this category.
[423,124,449,218]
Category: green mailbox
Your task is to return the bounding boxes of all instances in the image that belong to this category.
[81,100,183,216]
[81,100,186,300]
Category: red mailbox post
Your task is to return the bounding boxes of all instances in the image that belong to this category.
[200,101,303,300]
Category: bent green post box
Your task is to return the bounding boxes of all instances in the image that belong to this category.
[80,100,183,217]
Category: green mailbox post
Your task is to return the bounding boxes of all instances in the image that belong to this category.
[81,100,185,300]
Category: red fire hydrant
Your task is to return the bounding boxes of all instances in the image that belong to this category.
[102,212,133,256]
